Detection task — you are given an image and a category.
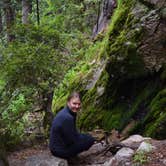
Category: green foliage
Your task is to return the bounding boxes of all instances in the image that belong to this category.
[0,87,33,147]
[52,40,105,113]
[0,23,68,147]
[0,79,5,92]
[102,105,127,130]
[40,0,98,34]
[133,151,148,165]
[2,93,28,119]
[0,0,100,148]
[1,24,65,89]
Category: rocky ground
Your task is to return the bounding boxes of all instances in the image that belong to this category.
[144,140,166,166]
[7,135,166,166]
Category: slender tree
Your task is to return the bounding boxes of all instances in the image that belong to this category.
[36,0,40,25]
[22,0,32,24]
[3,0,15,42]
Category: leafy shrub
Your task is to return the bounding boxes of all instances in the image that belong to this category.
[0,24,68,147]
[0,87,33,147]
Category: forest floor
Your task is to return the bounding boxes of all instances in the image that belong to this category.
[7,139,166,166]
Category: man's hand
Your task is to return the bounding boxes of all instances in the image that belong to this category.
[89,129,105,143]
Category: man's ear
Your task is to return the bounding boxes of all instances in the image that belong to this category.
[67,101,70,107]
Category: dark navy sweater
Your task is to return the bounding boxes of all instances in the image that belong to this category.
[49,106,79,153]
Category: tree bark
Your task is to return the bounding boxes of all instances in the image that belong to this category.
[36,0,40,25]
[3,0,15,42]
[0,135,9,166]
[43,90,54,131]
[22,0,32,24]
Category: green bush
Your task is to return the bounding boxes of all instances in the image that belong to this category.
[0,87,33,147]
[0,24,68,147]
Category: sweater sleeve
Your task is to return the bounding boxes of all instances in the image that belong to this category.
[61,117,79,146]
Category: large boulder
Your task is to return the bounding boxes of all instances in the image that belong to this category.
[25,153,68,166]
[79,0,166,138]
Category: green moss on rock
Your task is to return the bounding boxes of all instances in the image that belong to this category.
[52,0,166,139]
[143,89,166,138]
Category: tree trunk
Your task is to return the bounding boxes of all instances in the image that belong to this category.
[3,0,15,42]
[22,0,32,24]
[36,0,40,25]
[0,135,9,166]
[41,88,54,136]
[0,9,3,33]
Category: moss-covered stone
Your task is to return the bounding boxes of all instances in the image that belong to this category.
[143,89,166,138]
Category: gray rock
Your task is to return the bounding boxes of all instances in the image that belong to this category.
[121,135,151,148]
[115,148,134,161]
[136,2,166,71]
[92,0,117,38]
[103,157,118,166]
[137,141,156,153]
[104,148,134,166]
[25,153,68,166]
[85,60,106,90]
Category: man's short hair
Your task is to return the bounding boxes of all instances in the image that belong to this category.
[67,92,81,102]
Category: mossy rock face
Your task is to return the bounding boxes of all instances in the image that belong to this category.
[53,0,166,138]
[142,89,166,139]
[80,0,165,135]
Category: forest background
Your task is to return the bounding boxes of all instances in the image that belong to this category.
[0,0,166,152]
[0,0,100,148]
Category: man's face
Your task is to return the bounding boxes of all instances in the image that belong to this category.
[67,97,81,113]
